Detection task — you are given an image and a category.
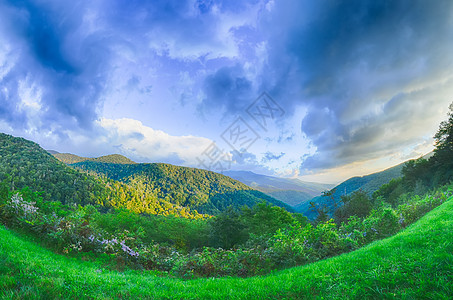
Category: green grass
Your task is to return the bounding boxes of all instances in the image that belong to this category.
[2,197,453,299]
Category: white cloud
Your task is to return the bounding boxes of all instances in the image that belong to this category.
[98,117,213,165]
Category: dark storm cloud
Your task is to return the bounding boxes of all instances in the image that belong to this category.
[0,0,253,136]
[1,0,452,175]
[0,0,111,133]
[200,65,254,114]
[257,0,453,171]
[104,0,245,59]
[0,73,27,127]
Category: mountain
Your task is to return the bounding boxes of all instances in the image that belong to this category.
[52,152,89,164]
[71,161,293,215]
[53,153,136,164]
[0,133,105,205]
[223,171,334,207]
[2,133,290,217]
[296,162,405,218]
[0,133,197,217]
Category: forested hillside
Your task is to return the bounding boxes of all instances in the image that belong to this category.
[297,162,405,218]
[0,133,104,206]
[53,152,136,164]
[1,103,453,283]
[1,133,291,219]
[0,133,199,217]
[71,161,292,214]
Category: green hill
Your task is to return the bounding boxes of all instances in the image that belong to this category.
[71,161,292,215]
[296,162,405,218]
[0,133,203,217]
[53,153,136,164]
[52,152,89,164]
[0,133,289,217]
[90,154,136,164]
[0,133,105,206]
[1,195,451,299]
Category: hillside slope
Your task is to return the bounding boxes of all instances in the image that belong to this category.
[1,133,289,216]
[53,152,136,164]
[0,133,105,205]
[224,170,334,207]
[0,133,197,217]
[1,196,451,299]
[71,161,292,214]
[296,162,404,218]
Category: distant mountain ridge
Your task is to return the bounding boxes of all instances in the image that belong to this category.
[52,152,136,164]
[296,162,405,218]
[0,132,290,218]
[223,170,334,207]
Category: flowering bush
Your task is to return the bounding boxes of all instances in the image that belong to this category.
[1,193,40,228]
[1,182,451,279]
[397,190,450,226]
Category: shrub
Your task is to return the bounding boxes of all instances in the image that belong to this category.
[1,192,40,229]
[365,207,401,238]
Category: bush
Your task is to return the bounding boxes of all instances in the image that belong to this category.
[2,180,451,279]
[397,189,450,226]
[1,192,40,229]
[365,207,401,238]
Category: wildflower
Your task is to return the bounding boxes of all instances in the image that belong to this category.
[398,214,405,225]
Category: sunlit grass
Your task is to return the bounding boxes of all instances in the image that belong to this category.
[1,196,453,299]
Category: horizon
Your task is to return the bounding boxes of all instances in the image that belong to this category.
[44,145,432,186]
[1,1,452,183]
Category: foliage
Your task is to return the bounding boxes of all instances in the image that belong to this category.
[71,161,292,215]
[372,102,453,205]
[0,133,106,206]
[0,133,203,219]
[2,195,453,299]
[334,189,372,224]
[53,153,136,164]
[2,177,450,279]
[2,101,453,283]
[297,162,404,218]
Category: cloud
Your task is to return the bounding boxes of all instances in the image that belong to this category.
[99,118,213,165]
[0,0,264,131]
[2,0,452,181]
[104,0,263,60]
[229,149,274,175]
[200,64,254,115]
[300,80,453,171]
[0,0,112,134]
[253,0,453,173]
[262,151,284,162]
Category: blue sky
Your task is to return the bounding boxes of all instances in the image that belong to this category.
[1,0,453,183]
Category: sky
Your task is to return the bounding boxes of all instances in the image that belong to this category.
[1,0,453,184]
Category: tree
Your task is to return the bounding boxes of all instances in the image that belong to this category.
[335,190,372,224]
[309,201,330,225]
[434,102,453,154]
[242,202,294,236]
[322,188,338,210]
[401,158,431,189]
[209,207,246,249]
[431,101,453,184]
